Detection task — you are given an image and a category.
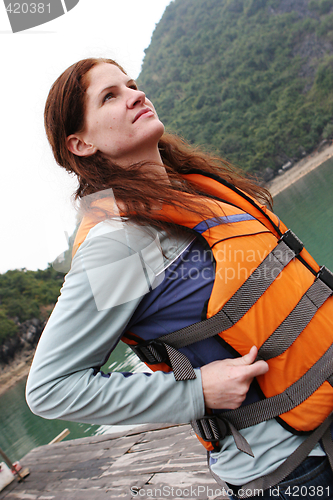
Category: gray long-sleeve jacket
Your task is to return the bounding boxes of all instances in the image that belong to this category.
[26,219,204,425]
[26,217,324,486]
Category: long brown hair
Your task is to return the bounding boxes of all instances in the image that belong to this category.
[44,57,272,230]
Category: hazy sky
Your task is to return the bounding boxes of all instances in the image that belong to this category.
[0,0,173,273]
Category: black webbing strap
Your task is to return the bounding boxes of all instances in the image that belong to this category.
[258,266,333,360]
[132,230,303,380]
[133,264,333,376]
[160,231,301,350]
[322,424,333,471]
[193,343,333,457]
[208,412,333,498]
[191,345,333,468]
[164,344,196,380]
[131,340,196,381]
[221,343,333,430]
[191,415,254,456]
[191,415,227,443]
[133,340,166,364]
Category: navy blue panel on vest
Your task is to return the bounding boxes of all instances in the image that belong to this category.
[192,214,255,234]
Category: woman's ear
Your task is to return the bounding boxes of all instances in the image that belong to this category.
[66,134,97,157]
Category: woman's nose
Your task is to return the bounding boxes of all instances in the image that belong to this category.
[127,89,146,108]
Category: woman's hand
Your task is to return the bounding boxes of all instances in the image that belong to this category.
[200,346,269,410]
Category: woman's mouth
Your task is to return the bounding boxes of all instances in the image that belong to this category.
[133,108,154,123]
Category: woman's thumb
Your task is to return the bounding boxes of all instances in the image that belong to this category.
[236,346,258,366]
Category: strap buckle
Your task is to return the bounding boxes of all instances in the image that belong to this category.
[132,340,168,365]
[279,229,304,255]
[192,415,254,456]
[191,415,228,443]
[317,266,333,291]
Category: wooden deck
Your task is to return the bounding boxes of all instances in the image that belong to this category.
[0,424,228,499]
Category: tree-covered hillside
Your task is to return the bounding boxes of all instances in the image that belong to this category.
[138,0,333,176]
[0,267,64,363]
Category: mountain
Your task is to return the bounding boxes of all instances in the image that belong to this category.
[138,0,333,177]
[0,266,64,365]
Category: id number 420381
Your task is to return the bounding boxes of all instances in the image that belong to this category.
[6,3,51,14]
[283,485,330,496]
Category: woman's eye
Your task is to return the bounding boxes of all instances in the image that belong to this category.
[103,92,114,103]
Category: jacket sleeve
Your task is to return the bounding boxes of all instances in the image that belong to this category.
[26,221,205,425]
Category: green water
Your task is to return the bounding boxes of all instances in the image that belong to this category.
[273,158,333,269]
[0,378,99,461]
[0,341,142,462]
[1,158,332,463]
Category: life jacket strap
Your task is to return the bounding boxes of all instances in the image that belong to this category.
[223,342,333,430]
[279,228,304,255]
[131,232,333,387]
[192,342,333,461]
[258,265,333,360]
[322,421,333,471]
[318,265,333,290]
[133,263,333,387]
[191,415,254,457]
[164,343,197,380]
[131,340,197,381]
[209,412,333,498]
[153,231,302,353]
[131,340,167,365]
[131,231,304,382]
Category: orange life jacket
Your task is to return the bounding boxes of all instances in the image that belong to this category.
[72,170,333,492]
[73,170,333,455]
[122,170,333,453]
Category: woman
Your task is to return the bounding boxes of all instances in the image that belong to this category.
[26,58,333,499]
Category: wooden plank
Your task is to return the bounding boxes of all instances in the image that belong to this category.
[0,424,228,500]
[48,429,70,445]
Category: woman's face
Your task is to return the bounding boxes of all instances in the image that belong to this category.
[67,63,165,166]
